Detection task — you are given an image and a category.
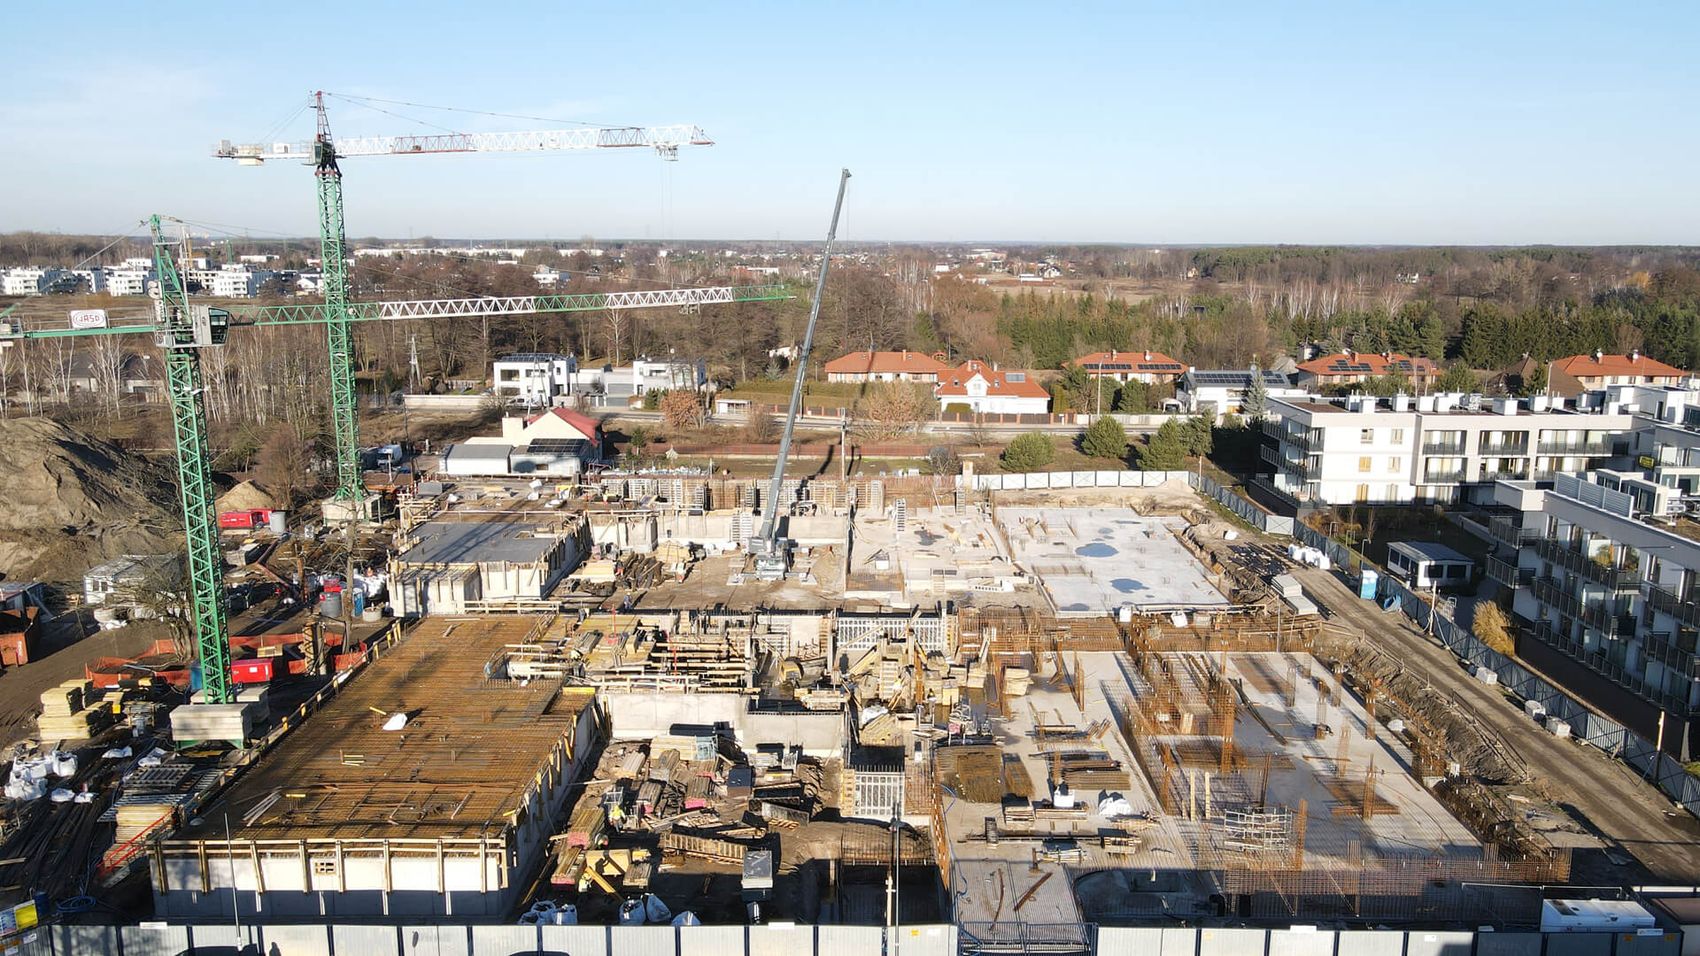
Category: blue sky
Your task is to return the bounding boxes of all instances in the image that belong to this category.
[4,2,1697,244]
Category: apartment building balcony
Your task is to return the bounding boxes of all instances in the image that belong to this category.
[1536,438,1616,455]
[1538,623,1699,715]
[1420,440,1466,456]
[1481,465,1530,481]
[1579,601,1635,637]
[1486,554,1534,588]
[1533,538,1641,590]
[1488,517,1539,548]
[1421,468,1467,484]
[1479,441,1530,457]
[1642,634,1700,680]
[1533,576,1584,619]
[1645,582,1700,629]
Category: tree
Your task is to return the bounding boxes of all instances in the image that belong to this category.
[1516,363,1549,398]
[659,390,705,431]
[1136,419,1189,470]
[857,381,932,440]
[925,445,962,476]
[1435,364,1478,393]
[1362,372,1407,397]
[1183,415,1214,456]
[642,388,667,411]
[1473,601,1514,656]
[1240,367,1268,422]
[624,425,652,467]
[1057,364,1093,410]
[999,432,1055,472]
[744,408,779,443]
[1080,416,1128,460]
[257,425,312,508]
[1112,380,1153,413]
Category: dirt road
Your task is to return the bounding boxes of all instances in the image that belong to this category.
[1293,564,1700,882]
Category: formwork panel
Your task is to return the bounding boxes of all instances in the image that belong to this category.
[1545,935,1613,956]
[471,924,539,954]
[333,923,404,954]
[682,925,747,956]
[1475,931,1540,956]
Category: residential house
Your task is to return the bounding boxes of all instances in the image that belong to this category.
[1178,368,1309,418]
[1552,351,1687,391]
[492,353,578,405]
[439,407,604,478]
[1070,350,1185,385]
[823,350,950,384]
[1294,351,1440,391]
[935,361,1050,415]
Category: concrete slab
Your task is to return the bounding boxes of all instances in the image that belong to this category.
[995,508,1228,615]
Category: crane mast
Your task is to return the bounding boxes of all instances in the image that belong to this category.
[313,93,363,512]
[754,169,850,580]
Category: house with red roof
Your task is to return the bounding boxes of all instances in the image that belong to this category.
[935,360,1050,415]
[1551,350,1687,391]
[1295,351,1440,390]
[823,350,950,384]
[1071,349,1186,384]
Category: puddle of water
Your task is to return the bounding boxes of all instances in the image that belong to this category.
[1075,542,1117,558]
[1111,578,1146,593]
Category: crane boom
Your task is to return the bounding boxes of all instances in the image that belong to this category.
[216,125,712,163]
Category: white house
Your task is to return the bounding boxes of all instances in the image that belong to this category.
[1179,368,1310,419]
[934,360,1050,415]
[104,267,152,296]
[492,353,578,404]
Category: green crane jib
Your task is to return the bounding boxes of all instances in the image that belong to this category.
[0,251,788,705]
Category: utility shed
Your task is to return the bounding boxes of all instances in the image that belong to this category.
[391,519,583,616]
[1386,541,1476,590]
[149,616,602,921]
[82,554,179,607]
[439,442,513,477]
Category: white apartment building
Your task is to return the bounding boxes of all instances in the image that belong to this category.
[1263,393,1635,505]
[103,267,151,296]
[492,353,578,404]
[490,353,708,407]
[184,266,273,298]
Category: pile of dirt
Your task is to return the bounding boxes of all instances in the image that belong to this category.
[215,479,276,514]
[0,417,178,586]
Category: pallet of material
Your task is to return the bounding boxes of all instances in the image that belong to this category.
[758,801,810,827]
[38,708,104,742]
[549,843,586,885]
[40,680,92,716]
[612,750,647,782]
[683,774,713,810]
[566,792,608,848]
[647,749,680,782]
[635,780,663,816]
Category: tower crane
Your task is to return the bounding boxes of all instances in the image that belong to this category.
[0,219,786,708]
[214,91,715,516]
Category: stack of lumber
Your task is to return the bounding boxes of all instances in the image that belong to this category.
[37,680,104,742]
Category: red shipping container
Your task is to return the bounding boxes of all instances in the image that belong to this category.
[231,658,274,685]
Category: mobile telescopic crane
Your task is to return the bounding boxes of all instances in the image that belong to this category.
[753,169,850,580]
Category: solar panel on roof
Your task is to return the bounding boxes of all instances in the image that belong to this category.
[527,438,588,454]
[1138,363,1182,371]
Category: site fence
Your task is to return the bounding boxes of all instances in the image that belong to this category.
[1189,473,1296,536]
[10,922,1684,956]
[961,469,1192,491]
[1291,523,1700,819]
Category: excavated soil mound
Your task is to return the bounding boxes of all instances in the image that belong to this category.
[0,417,178,585]
[215,479,276,514]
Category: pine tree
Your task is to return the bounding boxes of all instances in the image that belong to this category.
[1000,432,1056,473]
[1240,366,1268,422]
[1435,364,1478,393]
[1183,415,1214,456]
[1136,420,1188,470]
[1080,416,1128,459]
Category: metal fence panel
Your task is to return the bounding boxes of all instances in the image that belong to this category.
[257,923,333,955]
[470,924,539,955]
[895,924,956,956]
[1200,927,1269,956]
[1405,931,1477,956]
[1270,930,1338,956]
[1098,927,1164,955]
[1337,930,1406,956]
[404,924,475,956]
[1546,934,1613,956]
[1613,931,1683,956]
[680,925,746,956]
[540,926,609,956]
[751,924,815,956]
[820,925,883,956]
[1475,931,1541,956]
[1160,927,1203,956]
[610,925,677,956]
[119,924,191,956]
[334,924,404,955]
[51,925,120,956]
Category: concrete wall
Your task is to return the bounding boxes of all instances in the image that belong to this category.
[601,690,844,756]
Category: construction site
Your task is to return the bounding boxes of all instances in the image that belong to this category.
[0,92,1693,956]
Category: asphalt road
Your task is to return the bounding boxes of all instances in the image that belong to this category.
[1292,564,1700,882]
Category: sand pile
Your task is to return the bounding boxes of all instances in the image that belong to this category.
[0,417,178,584]
[215,480,276,514]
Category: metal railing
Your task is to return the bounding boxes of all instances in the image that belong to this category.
[1533,576,1584,619]
[1422,468,1466,483]
[1479,442,1531,456]
[1536,438,1616,455]
[1420,441,1465,456]
[1533,538,1641,590]
[1644,581,1700,629]
[1489,516,1539,547]
[1485,554,1534,588]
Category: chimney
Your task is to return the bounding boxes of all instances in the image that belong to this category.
[1630,349,1640,363]
[1144,350,1152,361]
[1110,348,1117,359]
[1594,349,1603,363]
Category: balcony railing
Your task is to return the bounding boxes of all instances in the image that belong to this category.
[1486,554,1534,588]
[1422,469,1466,484]
[1580,601,1635,637]
[1481,467,1530,481]
[1539,620,1700,714]
[1479,442,1531,457]
[1533,538,1641,590]
[1421,441,1465,456]
[1489,517,1539,547]
[1536,439,1616,455]
[1645,582,1700,629]
[1533,576,1584,619]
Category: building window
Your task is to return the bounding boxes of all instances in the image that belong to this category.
[313,859,337,877]
[1360,429,1374,445]
[1388,456,1402,472]
[1391,428,1405,444]
[1356,484,1370,503]
[1387,484,1400,500]
[1359,456,1372,473]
